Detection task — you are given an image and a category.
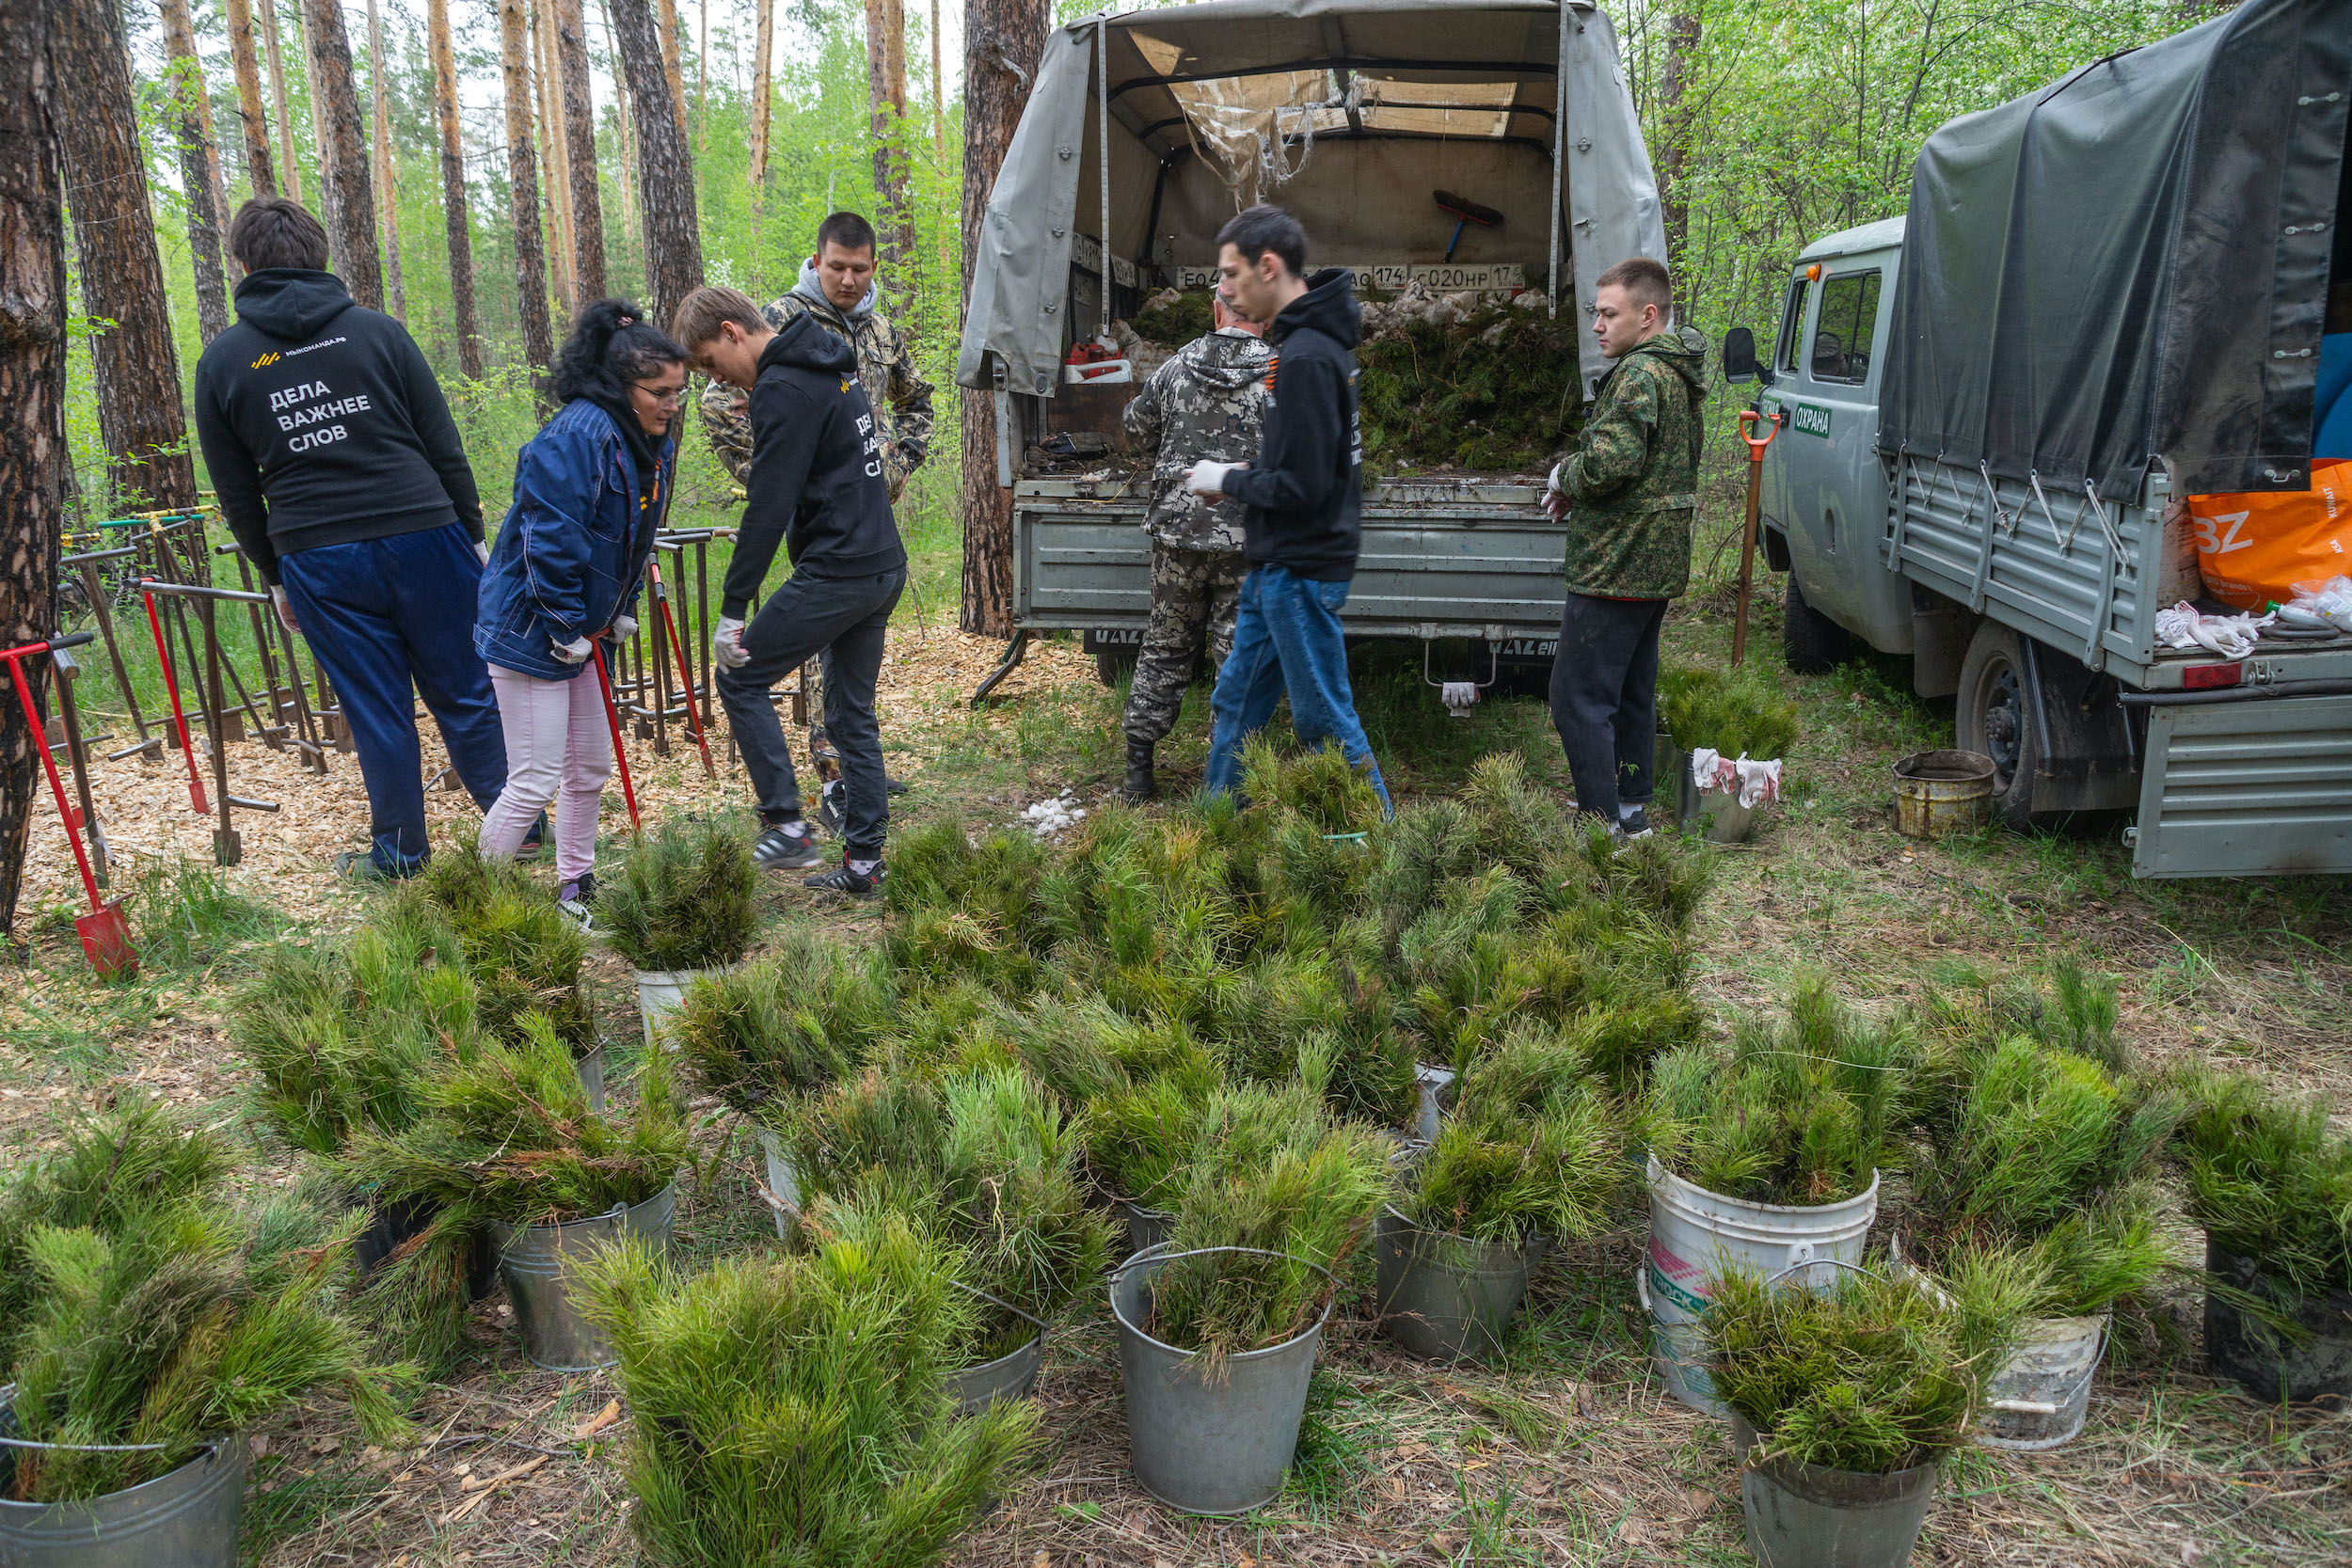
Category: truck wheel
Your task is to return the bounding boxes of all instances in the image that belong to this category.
[1094,649,1136,689]
[1956,621,2039,829]
[1782,577,1851,675]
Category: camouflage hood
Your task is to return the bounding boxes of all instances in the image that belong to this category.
[1615,324,1708,403]
[1121,327,1273,551]
[1183,327,1275,393]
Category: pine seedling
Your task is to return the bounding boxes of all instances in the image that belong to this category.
[1085,1071,1218,1209]
[672,927,893,1115]
[1399,1073,1623,1246]
[1242,735,1385,835]
[1660,666,1800,760]
[2176,1069,2352,1299]
[598,816,759,973]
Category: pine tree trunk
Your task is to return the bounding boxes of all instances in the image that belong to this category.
[365,0,405,321]
[929,0,945,159]
[56,0,197,514]
[531,0,577,315]
[695,0,708,156]
[427,0,482,373]
[261,0,303,202]
[610,0,702,335]
[500,0,556,387]
[554,0,608,303]
[296,3,331,205]
[864,0,912,272]
[223,0,278,198]
[1659,9,1700,316]
[302,0,384,308]
[959,0,1046,637]
[0,0,69,941]
[655,0,687,125]
[748,0,773,292]
[601,0,640,250]
[157,0,232,341]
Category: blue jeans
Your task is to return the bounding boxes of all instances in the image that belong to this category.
[1203,564,1391,812]
[278,522,508,874]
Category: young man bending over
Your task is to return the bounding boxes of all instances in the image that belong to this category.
[672,285,906,895]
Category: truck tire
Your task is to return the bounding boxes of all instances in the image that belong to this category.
[1782,577,1851,675]
[1955,621,2040,830]
[1094,649,1136,689]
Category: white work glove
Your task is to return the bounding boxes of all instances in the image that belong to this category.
[551,634,594,665]
[1542,463,1569,520]
[1185,460,1240,499]
[713,615,750,670]
[607,613,638,641]
[268,584,298,635]
[475,538,491,565]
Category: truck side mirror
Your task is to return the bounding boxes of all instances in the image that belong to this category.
[1722,326,1765,386]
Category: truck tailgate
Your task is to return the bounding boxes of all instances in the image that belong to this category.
[2132,692,2352,877]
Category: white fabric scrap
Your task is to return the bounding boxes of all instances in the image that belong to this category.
[2153,601,2272,659]
[1691,747,1784,809]
[1021,790,1088,838]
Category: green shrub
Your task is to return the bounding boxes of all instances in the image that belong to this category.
[1660,665,1799,760]
[672,927,894,1115]
[2177,1069,2352,1298]
[599,817,759,973]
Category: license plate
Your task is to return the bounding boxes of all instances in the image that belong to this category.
[1083,627,1143,651]
[1492,638,1557,660]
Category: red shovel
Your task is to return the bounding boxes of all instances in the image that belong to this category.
[4,632,137,979]
[590,641,644,835]
[645,562,713,778]
[138,578,209,813]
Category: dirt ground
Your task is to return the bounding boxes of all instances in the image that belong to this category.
[4,584,2348,1568]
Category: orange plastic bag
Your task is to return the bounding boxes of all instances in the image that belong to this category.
[2189,459,2352,610]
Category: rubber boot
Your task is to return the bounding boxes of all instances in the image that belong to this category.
[1121,736,1158,802]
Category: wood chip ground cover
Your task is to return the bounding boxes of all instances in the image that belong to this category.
[4,580,2347,1568]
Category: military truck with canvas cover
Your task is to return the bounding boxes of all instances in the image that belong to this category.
[954,0,1666,696]
[1726,0,2351,878]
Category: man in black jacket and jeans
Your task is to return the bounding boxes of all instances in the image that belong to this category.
[1188,205,1391,813]
[193,197,506,878]
[672,285,906,896]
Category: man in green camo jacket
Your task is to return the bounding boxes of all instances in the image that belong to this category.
[1542,255,1708,839]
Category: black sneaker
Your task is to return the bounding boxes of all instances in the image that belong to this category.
[1618,806,1654,840]
[817,778,846,836]
[753,820,824,872]
[804,855,884,899]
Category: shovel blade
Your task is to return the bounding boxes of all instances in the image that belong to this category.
[76,901,138,981]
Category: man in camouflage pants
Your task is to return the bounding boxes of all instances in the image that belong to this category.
[698,211,933,820]
[1120,293,1270,801]
[1542,255,1708,839]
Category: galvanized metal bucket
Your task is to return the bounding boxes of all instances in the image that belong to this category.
[2203,1240,2352,1407]
[1892,750,1994,838]
[488,1182,677,1370]
[1980,1313,2107,1449]
[1642,1156,1879,1415]
[1110,1245,1334,1515]
[1374,1207,1531,1363]
[1116,1197,1173,1258]
[1663,743,1761,843]
[1411,1064,1455,1142]
[755,1127,803,1239]
[1732,1416,1938,1568]
[575,1042,608,1115]
[0,1399,246,1568]
[944,1283,1052,1416]
[351,1190,437,1279]
[632,967,709,1043]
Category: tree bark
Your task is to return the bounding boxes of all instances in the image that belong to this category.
[959,0,1046,637]
[1659,8,1701,316]
[365,0,405,321]
[223,0,278,198]
[695,0,708,157]
[157,0,233,341]
[261,0,303,202]
[0,0,69,942]
[427,0,482,372]
[531,0,577,315]
[748,0,773,292]
[56,0,197,514]
[500,0,556,386]
[865,0,912,270]
[600,0,640,250]
[554,0,608,304]
[302,0,384,308]
[610,0,703,334]
[929,0,946,159]
[655,0,687,127]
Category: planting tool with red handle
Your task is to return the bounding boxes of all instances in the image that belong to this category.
[139,578,208,813]
[591,641,644,835]
[644,562,713,778]
[1731,408,1783,668]
[2,632,137,979]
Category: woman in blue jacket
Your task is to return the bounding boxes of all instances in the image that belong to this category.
[477,300,685,913]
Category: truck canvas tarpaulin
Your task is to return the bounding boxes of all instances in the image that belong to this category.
[1877,0,2351,503]
[954,0,1664,402]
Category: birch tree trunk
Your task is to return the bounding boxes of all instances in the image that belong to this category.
[428,0,482,372]
[302,0,383,308]
[959,0,1046,636]
[0,0,70,941]
[157,0,233,340]
[261,0,303,202]
[365,0,405,321]
[500,0,556,386]
[223,0,278,198]
[56,0,197,514]
[610,0,703,334]
[531,0,577,314]
[554,0,608,303]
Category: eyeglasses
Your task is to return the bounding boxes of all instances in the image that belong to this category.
[631,381,688,407]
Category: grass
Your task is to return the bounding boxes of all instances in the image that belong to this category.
[128,857,285,970]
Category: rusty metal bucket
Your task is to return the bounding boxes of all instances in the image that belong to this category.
[1892,751,1994,838]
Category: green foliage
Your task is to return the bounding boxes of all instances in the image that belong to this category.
[573,1211,1039,1568]
[1353,305,1586,474]
[129,859,283,970]
[1660,666,1800,760]
[2177,1069,2352,1298]
[396,847,594,1053]
[1399,1078,1622,1247]
[1132,290,1215,345]
[598,817,760,974]
[672,927,895,1115]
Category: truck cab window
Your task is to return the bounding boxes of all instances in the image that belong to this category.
[1809,271,1882,384]
[1775,277,1805,374]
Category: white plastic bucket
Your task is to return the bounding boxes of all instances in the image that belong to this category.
[1641,1154,1879,1416]
[633,967,709,1042]
[1979,1313,2106,1450]
[755,1127,802,1239]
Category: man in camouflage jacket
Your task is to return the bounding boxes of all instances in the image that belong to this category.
[1541,256,1708,837]
[1119,294,1270,800]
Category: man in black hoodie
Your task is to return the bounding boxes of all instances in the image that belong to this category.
[672,285,907,897]
[193,197,506,878]
[1186,205,1391,813]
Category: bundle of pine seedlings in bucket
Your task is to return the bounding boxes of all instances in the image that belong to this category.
[1084,1059,1222,1258]
[343,1018,688,1370]
[670,926,895,1235]
[2176,1069,2352,1407]
[1706,1256,2021,1568]
[1637,979,1912,1414]
[572,1207,1040,1568]
[1375,1027,1622,1362]
[597,816,759,1040]
[0,1102,407,1568]
[1659,666,1798,843]
[1108,1084,1388,1515]
[774,1063,1113,1411]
